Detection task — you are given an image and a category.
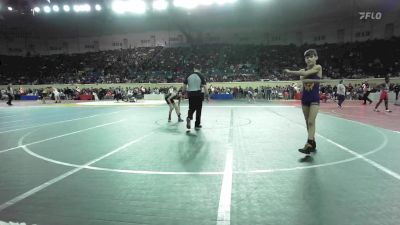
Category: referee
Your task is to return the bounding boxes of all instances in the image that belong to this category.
[183,64,208,129]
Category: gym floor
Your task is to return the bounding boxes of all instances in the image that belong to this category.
[0,100,399,225]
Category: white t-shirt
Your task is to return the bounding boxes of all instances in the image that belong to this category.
[337,84,346,96]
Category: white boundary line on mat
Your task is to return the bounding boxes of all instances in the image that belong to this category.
[0,109,127,134]
[0,120,125,154]
[0,130,155,212]
[217,109,235,225]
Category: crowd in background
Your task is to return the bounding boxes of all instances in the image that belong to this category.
[1,82,399,102]
[1,37,400,85]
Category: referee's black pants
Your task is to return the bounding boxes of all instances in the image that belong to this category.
[188,93,203,127]
[363,92,372,104]
[7,94,13,105]
[337,94,345,107]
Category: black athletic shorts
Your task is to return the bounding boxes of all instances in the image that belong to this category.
[165,97,175,104]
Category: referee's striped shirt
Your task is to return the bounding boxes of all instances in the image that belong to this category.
[184,72,206,96]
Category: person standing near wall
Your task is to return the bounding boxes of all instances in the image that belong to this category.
[6,83,13,106]
[362,82,373,105]
[337,80,346,108]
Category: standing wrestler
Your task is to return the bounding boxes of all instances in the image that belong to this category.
[284,49,322,154]
[374,76,392,112]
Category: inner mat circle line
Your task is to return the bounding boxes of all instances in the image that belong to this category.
[154,118,252,130]
[14,104,388,176]
[20,115,387,176]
